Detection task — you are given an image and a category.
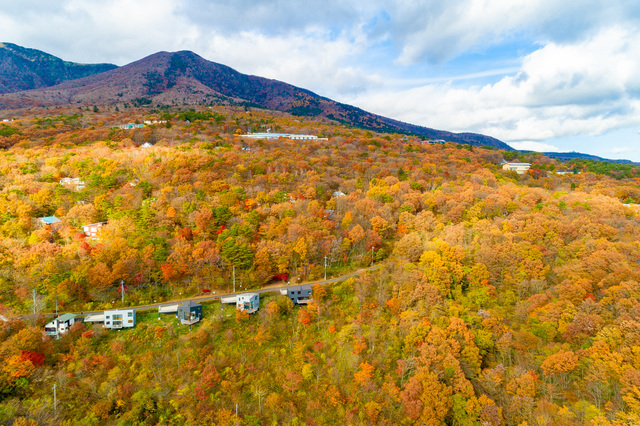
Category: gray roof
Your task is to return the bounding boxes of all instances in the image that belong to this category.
[288,284,313,291]
[180,300,201,308]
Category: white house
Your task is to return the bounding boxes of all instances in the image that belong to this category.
[44,313,77,337]
[502,162,531,174]
[83,222,107,239]
[236,293,259,313]
[103,309,136,329]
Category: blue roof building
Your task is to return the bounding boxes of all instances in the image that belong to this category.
[39,216,61,225]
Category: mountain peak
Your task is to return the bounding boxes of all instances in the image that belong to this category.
[0,44,510,149]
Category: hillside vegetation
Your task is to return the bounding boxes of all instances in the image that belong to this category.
[1,106,640,425]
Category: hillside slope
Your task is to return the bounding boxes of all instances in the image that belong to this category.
[1,106,640,424]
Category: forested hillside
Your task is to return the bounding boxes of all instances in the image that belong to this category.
[1,105,640,425]
[0,43,117,94]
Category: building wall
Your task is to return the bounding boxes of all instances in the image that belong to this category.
[502,163,531,174]
[178,305,202,321]
[44,317,75,336]
[236,294,259,312]
[287,286,312,304]
[83,222,106,238]
[103,310,136,329]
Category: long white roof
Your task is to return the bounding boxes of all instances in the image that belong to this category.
[158,304,180,313]
[84,313,105,322]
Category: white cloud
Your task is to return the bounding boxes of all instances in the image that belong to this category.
[508,141,563,152]
[376,0,640,65]
[193,30,378,96]
[609,147,634,154]
[345,25,640,145]
[0,0,195,64]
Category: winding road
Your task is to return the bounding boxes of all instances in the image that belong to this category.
[35,264,383,319]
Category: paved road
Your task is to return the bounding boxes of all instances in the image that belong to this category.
[34,264,382,318]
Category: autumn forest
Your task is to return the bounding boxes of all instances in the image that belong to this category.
[1,105,640,425]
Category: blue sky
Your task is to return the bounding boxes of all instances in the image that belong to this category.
[2,0,640,161]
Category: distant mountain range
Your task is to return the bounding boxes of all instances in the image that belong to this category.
[0,44,511,149]
[517,150,639,165]
[540,151,639,165]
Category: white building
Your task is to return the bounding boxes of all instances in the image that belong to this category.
[241,132,326,141]
[502,162,531,174]
[44,313,77,337]
[103,309,136,329]
[113,123,145,130]
[236,293,259,313]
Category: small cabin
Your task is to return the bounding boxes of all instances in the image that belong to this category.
[177,300,202,325]
[236,293,259,313]
[103,309,136,329]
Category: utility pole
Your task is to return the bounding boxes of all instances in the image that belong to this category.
[233,266,236,293]
[53,384,57,415]
[324,255,327,281]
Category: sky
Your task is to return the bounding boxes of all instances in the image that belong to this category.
[2,0,640,162]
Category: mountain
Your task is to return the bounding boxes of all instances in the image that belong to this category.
[542,151,640,165]
[0,42,117,94]
[0,48,511,150]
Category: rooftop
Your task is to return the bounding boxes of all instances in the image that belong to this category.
[40,216,61,224]
[56,313,76,322]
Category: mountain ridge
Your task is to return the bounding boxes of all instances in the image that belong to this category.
[0,42,117,94]
[0,47,512,149]
[520,150,640,166]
